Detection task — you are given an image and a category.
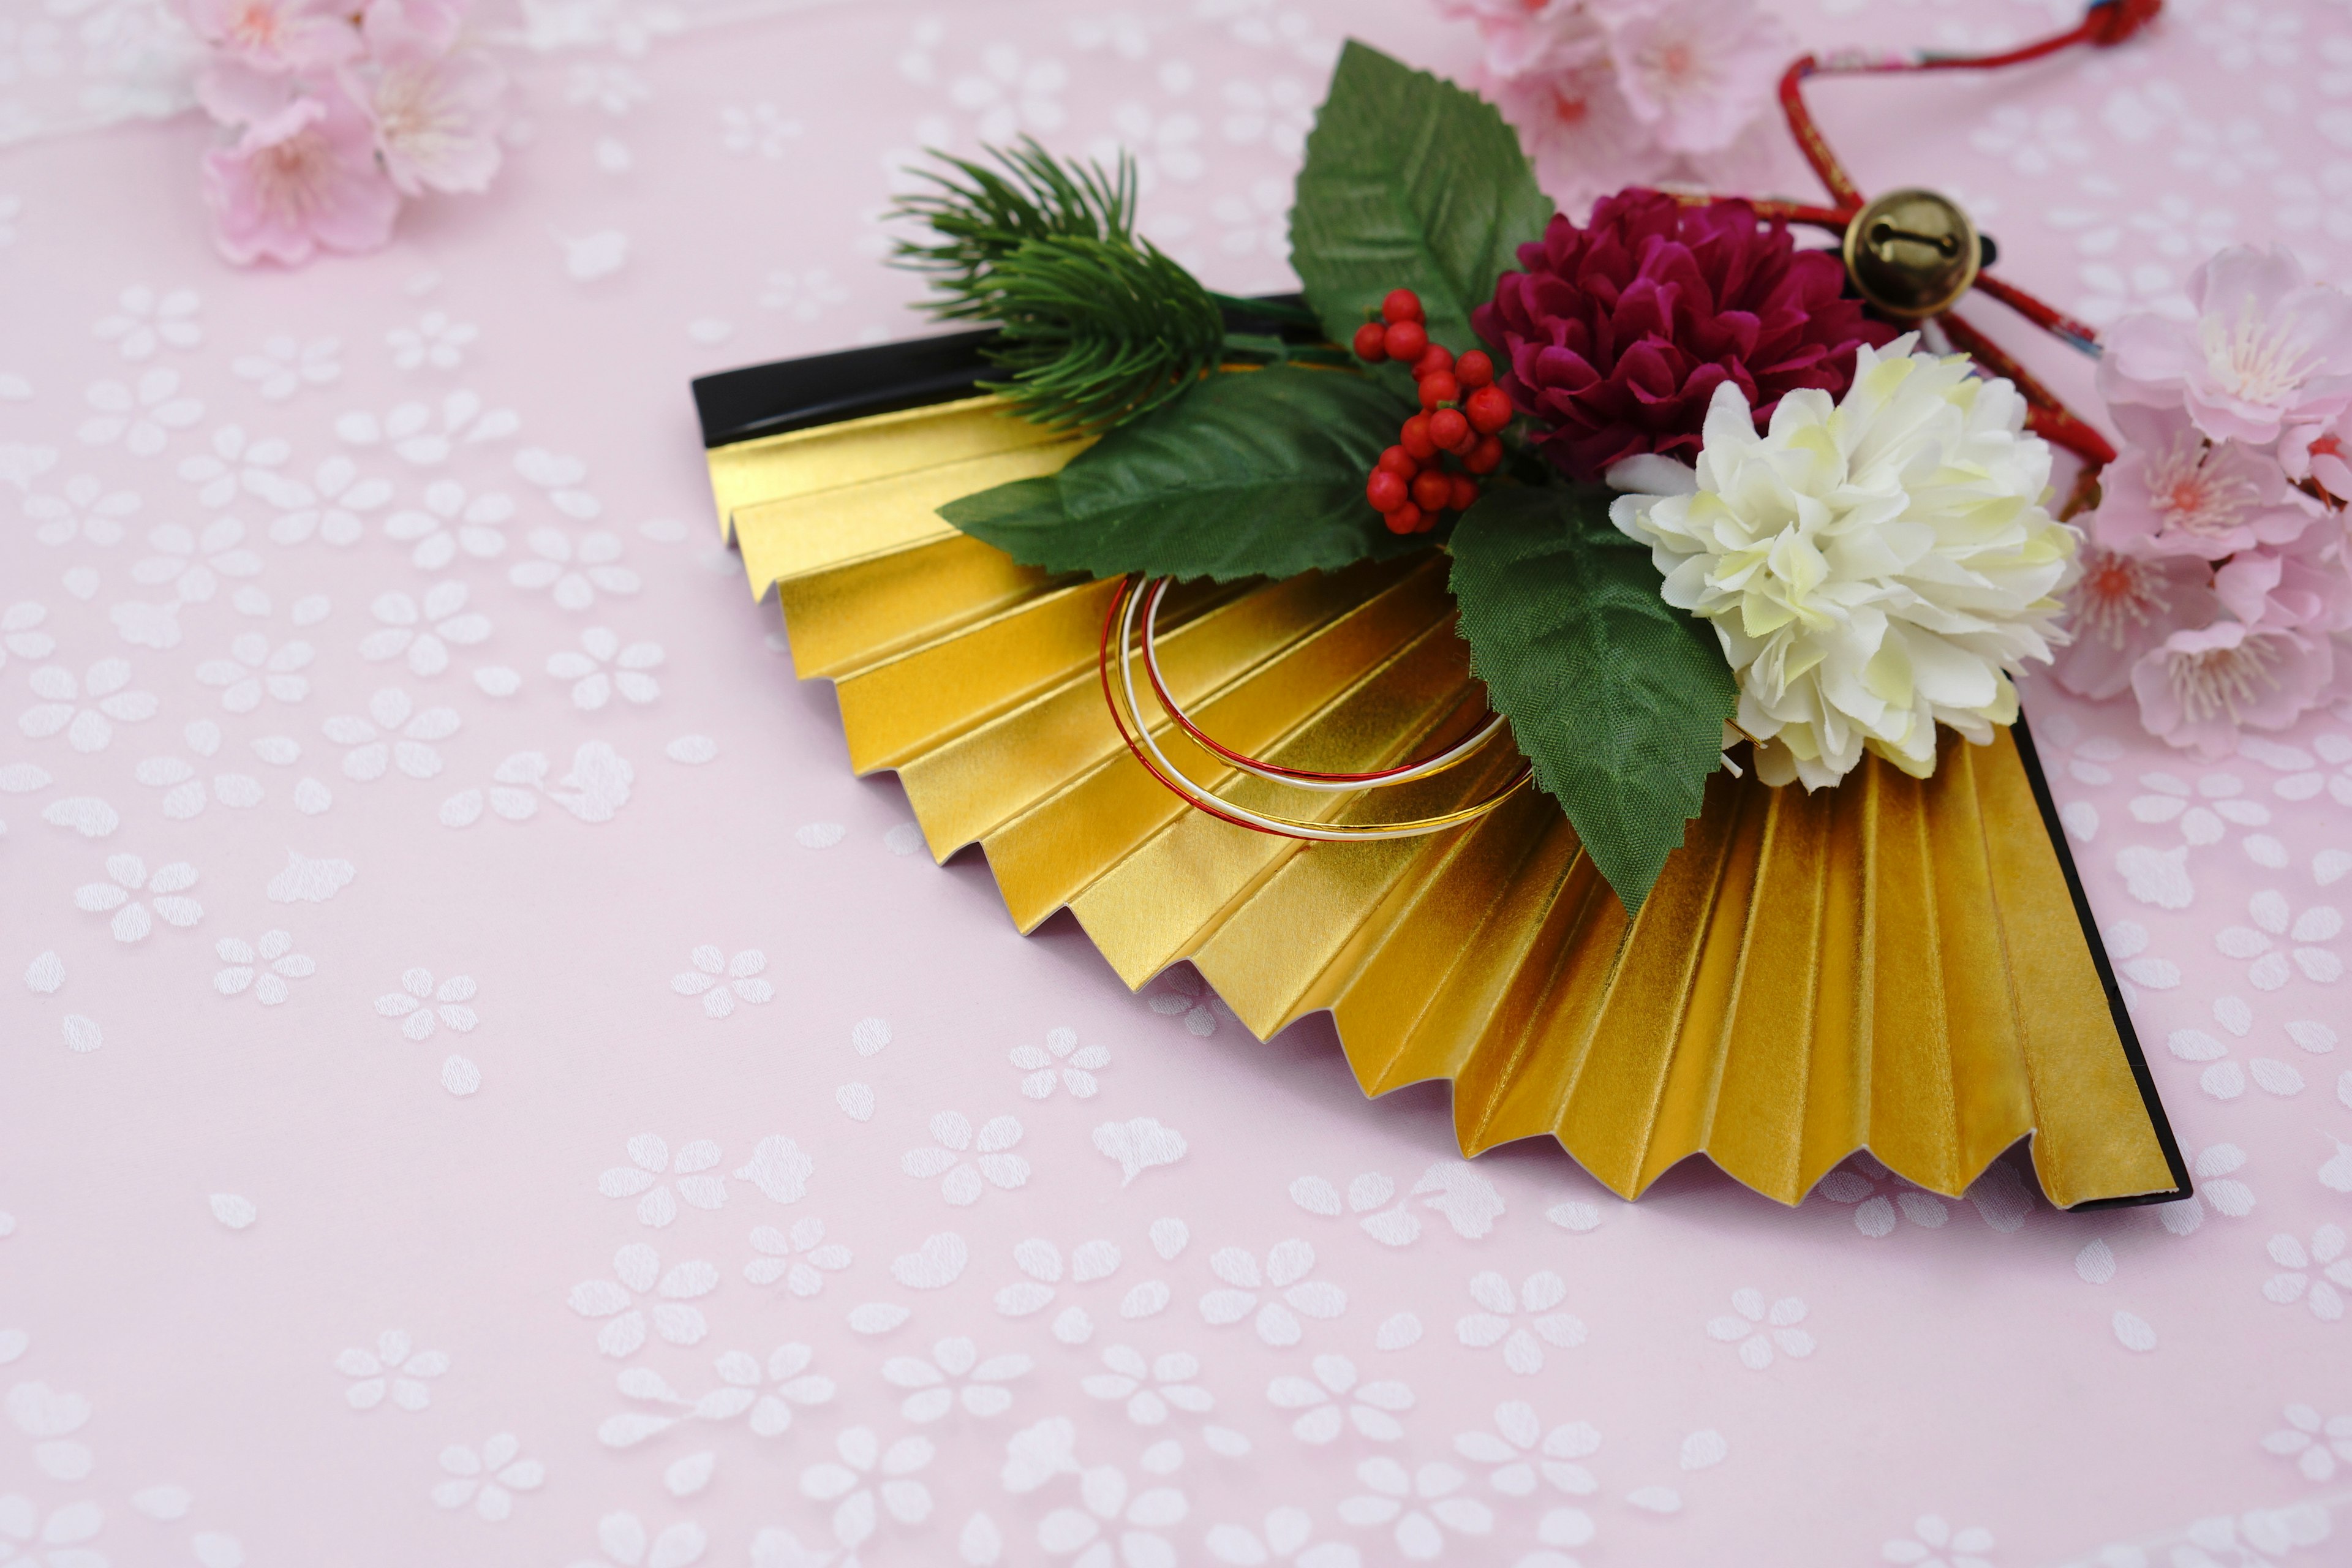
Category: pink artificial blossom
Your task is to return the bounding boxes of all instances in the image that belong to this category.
[2129,616,2335,758]
[2051,545,2218,701]
[2279,415,2352,502]
[1485,60,1665,208]
[363,0,469,55]
[178,0,360,74]
[2214,517,2352,634]
[2100,244,2352,447]
[1436,0,1607,78]
[347,44,508,195]
[2090,404,2310,560]
[1600,0,1792,156]
[201,88,401,266]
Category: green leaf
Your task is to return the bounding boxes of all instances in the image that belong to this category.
[940,365,1430,582]
[1290,40,1554,357]
[1448,485,1737,911]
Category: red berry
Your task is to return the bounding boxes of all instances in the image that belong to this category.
[1412,344,1454,379]
[1416,508,1441,533]
[1418,372,1460,412]
[1428,408,1470,451]
[1381,288,1425,325]
[1384,502,1423,535]
[1465,384,1513,435]
[1465,435,1504,475]
[1366,469,1408,512]
[1376,445,1417,477]
[1449,475,1480,512]
[1399,413,1438,461]
[1442,418,1478,456]
[1411,469,1452,511]
[1382,320,1428,363]
[1455,350,1494,389]
[1351,322,1389,362]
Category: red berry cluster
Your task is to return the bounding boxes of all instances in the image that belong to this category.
[1352,288,1512,535]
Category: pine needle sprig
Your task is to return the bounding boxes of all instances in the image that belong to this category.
[890,140,1231,432]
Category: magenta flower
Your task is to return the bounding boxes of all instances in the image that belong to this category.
[2130,617,2336,758]
[2100,245,2352,447]
[2091,404,2310,560]
[347,43,508,195]
[1472,189,1894,481]
[2051,545,2219,702]
[201,89,401,266]
[1604,0,1792,156]
[177,0,360,74]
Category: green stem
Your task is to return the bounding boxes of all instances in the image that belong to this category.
[1208,292,1324,328]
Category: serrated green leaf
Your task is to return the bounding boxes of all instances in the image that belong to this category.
[1290,40,1555,356]
[1448,485,1737,911]
[938,365,1430,582]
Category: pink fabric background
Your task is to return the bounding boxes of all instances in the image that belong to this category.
[2,2,2348,1564]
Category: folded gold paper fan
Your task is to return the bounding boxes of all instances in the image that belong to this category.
[696,342,2189,1212]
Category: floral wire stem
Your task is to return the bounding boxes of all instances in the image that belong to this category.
[1673,0,2165,475]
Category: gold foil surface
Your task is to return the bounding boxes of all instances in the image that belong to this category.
[708,396,2184,1209]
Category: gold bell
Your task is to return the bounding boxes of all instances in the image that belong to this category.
[1842,187,1983,318]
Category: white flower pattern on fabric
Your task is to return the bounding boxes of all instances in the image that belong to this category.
[600,1135,728,1227]
[24,473,139,546]
[94,285,202,360]
[798,1425,935,1554]
[336,1329,448,1411]
[903,1112,1029,1205]
[1202,1241,1345,1347]
[510,528,640,609]
[80,368,203,454]
[132,516,264,606]
[269,455,390,546]
[327,689,462,782]
[361,583,492,677]
[388,312,480,371]
[234,334,342,401]
[513,446,603,519]
[177,425,293,507]
[567,1512,707,1568]
[569,1244,720,1357]
[196,634,314,712]
[0,603,54,672]
[2263,1404,2352,1482]
[20,658,157,752]
[2264,1226,2351,1320]
[672,946,772,1018]
[1706,1289,1814,1368]
[1455,1272,1585,1375]
[2215,890,2343,990]
[432,1433,544,1521]
[1014,1026,1108,1099]
[1204,1506,1361,1568]
[1336,1456,1492,1560]
[745,1219,850,1297]
[214,930,314,1004]
[1452,1402,1600,1539]
[1881,1514,1996,1568]
[1267,1354,1412,1444]
[1000,1415,1188,1567]
[550,626,664,709]
[1145,966,1233,1035]
[883,1336,1032,1423]
[375,968,479,1041]
[337,389,519,467]
[386,478,518,567]
[73,853,200,942]
[1084,1343,1218,1428]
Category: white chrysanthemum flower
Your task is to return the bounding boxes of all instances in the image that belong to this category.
[1608,336,2078,790]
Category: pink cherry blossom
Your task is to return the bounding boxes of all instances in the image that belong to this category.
[1436,0,1608,79]
[2280,413,2352,501]
[177,0,361,74]
[2130,616,2335,758]
[2091,404,2310,560]
[363,0,469,55]
[2100,244,2352,447]
[1485,60,1665,210]
[2051,545,2218,701]
[2214,518,2352,634]
[347,45,508,195]
[1601,0,1791,156]
[202,88,402,266]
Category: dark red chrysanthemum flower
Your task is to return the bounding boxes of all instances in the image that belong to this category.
[1471,189,1896,481]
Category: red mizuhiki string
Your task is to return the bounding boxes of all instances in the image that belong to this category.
[1691,0,2166,473]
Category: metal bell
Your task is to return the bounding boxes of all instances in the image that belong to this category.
[1841,187,1983,318]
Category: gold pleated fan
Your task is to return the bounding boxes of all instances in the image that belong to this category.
[706,393,2187,1210]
